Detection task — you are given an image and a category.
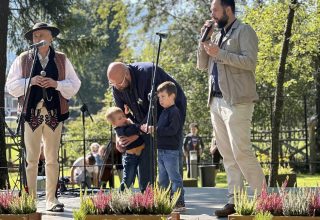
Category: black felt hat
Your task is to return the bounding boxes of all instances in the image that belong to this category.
[24,22,60,41]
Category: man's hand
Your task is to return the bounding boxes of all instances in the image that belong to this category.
[200,20,215,40]
[42,77,57,88]
[124,104,130,115]
[140,124,147,133]
[31,75,44,87]
[118,135,139,147]
[202,41,220,57]
[116,142,126,153]
[31,75,57,88]
[140,124,154,134]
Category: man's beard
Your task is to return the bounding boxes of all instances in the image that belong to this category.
[217,10,229,28]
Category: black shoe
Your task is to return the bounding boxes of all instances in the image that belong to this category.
[174,202,186,212]
[214,203,235,217]
[46,204,64,212]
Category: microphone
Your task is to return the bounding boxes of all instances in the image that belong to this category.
[156,32,168,39]
[40,71,52,101]
[201,21,214,42]
[29,40,48,49]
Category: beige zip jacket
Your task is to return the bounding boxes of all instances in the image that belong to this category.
[197,19,259,106]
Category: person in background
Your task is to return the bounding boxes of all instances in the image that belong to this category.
[197,0,265,217]
[6,22,81,212]
[90,142,102,166]
[38,142,45,176]
[183,123,204,178]
[209,136,222,169]
[70,154,97,188]
[98,143,123,188]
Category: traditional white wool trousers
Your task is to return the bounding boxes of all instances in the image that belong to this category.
[210,97,265,203]
[24,102,62,207]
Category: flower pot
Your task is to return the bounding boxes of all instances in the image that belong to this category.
[265,174,297,187]
[273,217,320,220]
[0,212,41,220]
[198,165,217,187]
[228,214,254,220]
[183,178,198,187]
[85,213,178,220]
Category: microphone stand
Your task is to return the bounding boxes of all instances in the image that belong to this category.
[78,93,94,189]
[146,33,164,184]
[15,47,39,194]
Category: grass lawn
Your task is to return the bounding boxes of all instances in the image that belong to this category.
[209,172,320,188]
[297,173,320,187]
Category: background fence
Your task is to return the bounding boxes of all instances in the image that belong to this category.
[5,94,318,174]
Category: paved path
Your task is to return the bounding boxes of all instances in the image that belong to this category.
[38,187,229,220]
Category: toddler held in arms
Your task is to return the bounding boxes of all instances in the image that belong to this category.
[106,107,145,191]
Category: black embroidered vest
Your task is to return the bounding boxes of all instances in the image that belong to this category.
[18,48,69,130]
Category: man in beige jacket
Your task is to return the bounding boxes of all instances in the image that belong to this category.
[197,0,264,217]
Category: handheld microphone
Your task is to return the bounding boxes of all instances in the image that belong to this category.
[29,40,48,49]
[201,21,214,42]
[40,71,52,101]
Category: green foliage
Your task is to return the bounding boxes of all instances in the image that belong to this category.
[64,92,113,165]
[8,0,74,53]
[126,0,320,139]
[243,0,319,97]
[261,164,294,175]
[63,105,112,166]
[234,188,257,216]
[61,0,129,113]
[257,152,294,175]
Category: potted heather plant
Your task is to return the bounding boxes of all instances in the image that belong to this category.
[228,188,257,220]
[73,184,181,220]
[0,189,41,220]
[228,185,320,220]
[309,190,320,216]
[282,188,312,217]
[255,183,284,216]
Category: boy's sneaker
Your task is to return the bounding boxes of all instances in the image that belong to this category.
[173,202,186,212]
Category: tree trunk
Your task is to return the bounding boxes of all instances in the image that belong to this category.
[0,0,9,189]
[270,0,297,187]
[314,54,320,173]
